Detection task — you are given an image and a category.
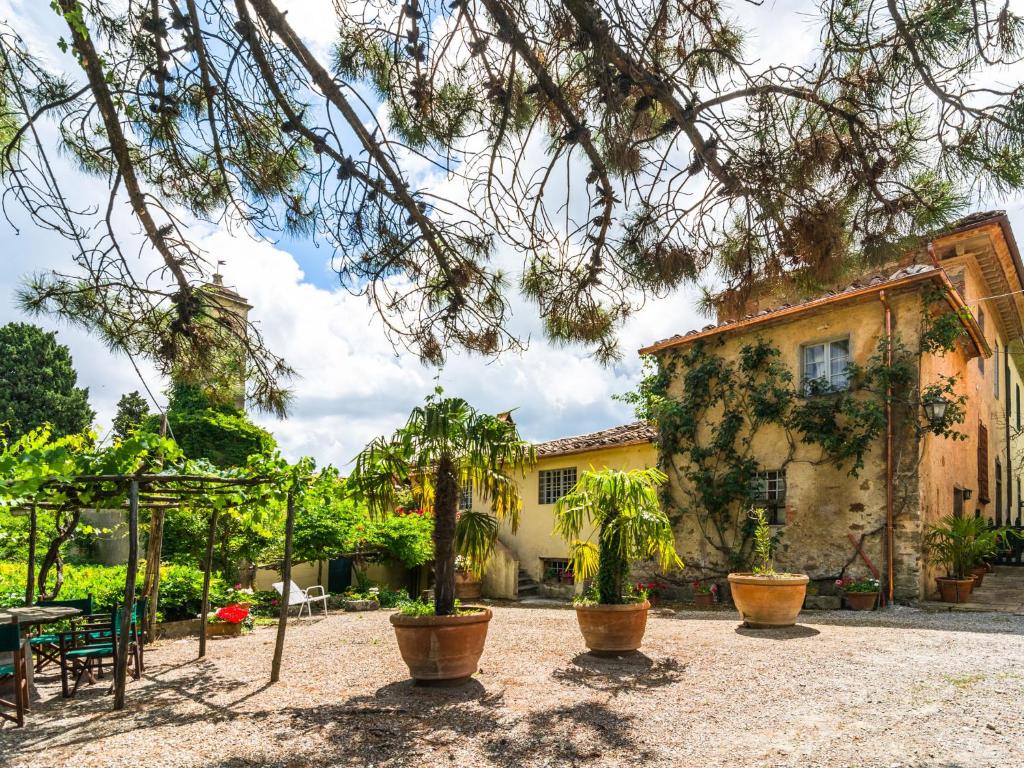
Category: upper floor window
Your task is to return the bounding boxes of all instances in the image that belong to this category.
[994,342,1000,398]
[802,338,850,394]
[459,481,473,511]
[538,467,577,505]
[750,469,787,525]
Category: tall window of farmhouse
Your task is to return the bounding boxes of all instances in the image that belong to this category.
[750,470,787,525]
[1017,384,1021,431]
[996,460,1003,524]
[538,467,577,505]
[802,338,850,393]
[459,481,473,511]
[977,310,986,375]
[994,343,1000,397]
[978,423,990,503]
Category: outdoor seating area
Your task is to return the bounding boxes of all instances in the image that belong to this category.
[1,604,1020,767]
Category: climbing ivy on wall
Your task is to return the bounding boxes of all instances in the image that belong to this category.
[619,288,970,573]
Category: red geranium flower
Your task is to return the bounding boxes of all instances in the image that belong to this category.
[216,603,250,624]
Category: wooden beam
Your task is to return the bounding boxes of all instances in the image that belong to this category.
[113,479,139,711]
[271,485,296,684]
[198,506,220,659]
[24,504,36,606]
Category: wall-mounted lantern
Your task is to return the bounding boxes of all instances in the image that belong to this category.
[922,394,950,426]
[963,488,973,501]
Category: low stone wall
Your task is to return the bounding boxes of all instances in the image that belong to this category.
[156,618,203,639]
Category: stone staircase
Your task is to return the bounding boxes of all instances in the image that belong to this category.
[517,567,540,598]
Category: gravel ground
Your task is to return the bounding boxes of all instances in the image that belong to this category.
[2,603,1022,768]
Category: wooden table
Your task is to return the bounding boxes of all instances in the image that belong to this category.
[0,606,83,699]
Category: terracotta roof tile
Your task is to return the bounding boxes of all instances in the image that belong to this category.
[534,421,656,458]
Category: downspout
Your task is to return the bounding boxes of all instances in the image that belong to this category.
[1005,344,1012,526]
[880,290,895,606]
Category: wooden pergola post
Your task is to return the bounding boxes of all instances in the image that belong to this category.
[24,504,36,606]
[198,505,220,659]
[270,484,296,683]
[114,479,139,710]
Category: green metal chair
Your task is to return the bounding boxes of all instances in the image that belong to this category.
[30,595,94,673]
[59,605,142,698]
[87,598,146,673]
[0,621,28,728]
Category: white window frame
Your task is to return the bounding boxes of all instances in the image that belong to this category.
[750,469,787,526]
[801,337,851,394]
[538,467,577,505]
[459,481,473,511]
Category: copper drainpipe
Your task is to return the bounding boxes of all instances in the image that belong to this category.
[880,290,895,605]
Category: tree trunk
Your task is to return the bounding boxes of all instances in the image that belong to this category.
[113,480,139,711]
[432,454,459,616]
[596,530,626,605]
[199,506,220,659]
[271,486,296,683]
[140,505,166,642]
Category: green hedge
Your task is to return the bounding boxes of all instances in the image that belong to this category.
[0,562,227,621]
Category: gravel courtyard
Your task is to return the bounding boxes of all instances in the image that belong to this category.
[2,603,1022,768]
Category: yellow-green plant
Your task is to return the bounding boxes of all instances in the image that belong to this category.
[554,467,681,605]
[749,507,776,576]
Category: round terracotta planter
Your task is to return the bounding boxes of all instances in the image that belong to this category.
[727,573,809,628]
[390,607,491,683]
[936,577,974,603]
[970,566,987,589]
[575,601,650,655]
[843,591,879,611]
[693,592,715,609]
[454,572,483,600]
[206,621,242,637]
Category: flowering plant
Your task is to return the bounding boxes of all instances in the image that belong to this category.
[635,580,665,597]
[692,579,713,595]
[835,576,880,593]
[211,603,250,624]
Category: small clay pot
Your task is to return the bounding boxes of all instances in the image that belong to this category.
[454,572,483,600]
[843,591,879,611]
[936,577,974,603]
[727,573,809,628]
[575,601,650,654]
[390,607,491,683]
[693,592,714,609]
[970,566,987,589]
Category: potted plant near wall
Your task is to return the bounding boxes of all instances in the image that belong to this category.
[925,515,978,603]
[554,467,682,655]
[692,580,716,608]
[349,392,534,683]
[835,576,880,611]
[728,509,809,628]
[454,556,483,599]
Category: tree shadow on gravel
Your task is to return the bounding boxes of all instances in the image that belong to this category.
[551,652,685,694]
[734,625,821,640]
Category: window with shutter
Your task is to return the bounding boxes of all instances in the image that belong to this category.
[978,423,990,503]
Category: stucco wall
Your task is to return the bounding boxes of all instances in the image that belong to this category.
[659,284,930,600]
[493,442,658,582]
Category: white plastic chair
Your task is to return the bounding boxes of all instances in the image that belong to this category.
[271,581,329,618]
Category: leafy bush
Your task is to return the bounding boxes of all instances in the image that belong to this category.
[376,586,408,608]
[0,561,226,621]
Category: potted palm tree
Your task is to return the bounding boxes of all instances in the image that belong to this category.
[728,509,809,628]
[925,515,978,603]
[555,467,682,655]
[349,393,534,683]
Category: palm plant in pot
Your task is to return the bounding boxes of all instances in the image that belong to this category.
[925,514,979,603]
[349,392,534,683]
[554,467,682,655]
[728,508,809,628]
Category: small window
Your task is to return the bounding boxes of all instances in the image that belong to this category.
[540,558,572,583]
[459,482,473,511]
[539,467,577,505]
[802,338,850,393]
[750,469,787,525]
[994,343,1000,398]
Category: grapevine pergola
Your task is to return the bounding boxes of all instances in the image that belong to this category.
[0,433,310,710]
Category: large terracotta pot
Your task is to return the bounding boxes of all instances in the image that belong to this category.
[936,577,974,603]
[390,607,491,683]
[727,573,809,628]
[454,572,483,600]
[843,591,879,611]
[574,601,650,654]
